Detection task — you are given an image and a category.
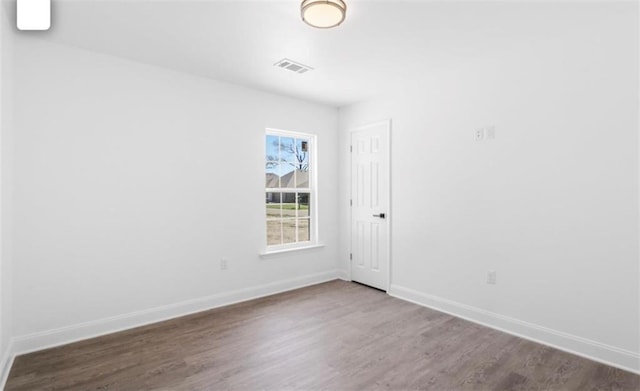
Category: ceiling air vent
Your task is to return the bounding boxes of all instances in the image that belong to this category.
[274,58,313,74]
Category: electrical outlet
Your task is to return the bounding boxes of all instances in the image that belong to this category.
[475,128,484,141]
[220,258,228,271]
[487,270,496,285]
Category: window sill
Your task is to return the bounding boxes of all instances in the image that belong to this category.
[259,243,325,258]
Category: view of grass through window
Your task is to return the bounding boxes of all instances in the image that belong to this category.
[265,132,312,246]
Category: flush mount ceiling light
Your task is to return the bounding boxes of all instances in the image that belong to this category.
[301,0,347,29]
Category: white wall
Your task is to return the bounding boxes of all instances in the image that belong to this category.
[10,36,339,348]
[339,2,639,372]
[0,0,15,381]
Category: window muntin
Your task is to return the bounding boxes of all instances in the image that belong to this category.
[265,130,314,248]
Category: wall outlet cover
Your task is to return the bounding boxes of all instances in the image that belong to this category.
[475,128,484,141]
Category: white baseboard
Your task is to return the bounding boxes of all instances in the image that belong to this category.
[389,284,640,375]
[0,339,15,391]
[9,270,340,361]
[336,269,350,281]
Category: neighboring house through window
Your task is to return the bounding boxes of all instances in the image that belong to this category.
[265,129,316,249]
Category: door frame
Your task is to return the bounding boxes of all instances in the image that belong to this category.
[348,119,392,292]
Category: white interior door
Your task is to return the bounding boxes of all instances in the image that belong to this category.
[350,120,390,291]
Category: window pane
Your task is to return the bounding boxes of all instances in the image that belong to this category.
[294,139,309,189]
[266,163,281,188]
[282,219,297,244]
[267,220,282,246]
[298,218,310,242]
[280,137,296,163]
[297,193,310,217]
[266,192,281,219]
[296,138,310,168]
[266,135,280,162]
[281,193,296,218]
[295,169,309,188]
[280,164,295,188]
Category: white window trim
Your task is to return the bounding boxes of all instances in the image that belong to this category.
[259,243,325,258]
[262,128,319,255]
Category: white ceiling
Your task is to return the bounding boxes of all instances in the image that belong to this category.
[30,0,591,107]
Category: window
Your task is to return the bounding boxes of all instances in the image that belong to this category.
[265,129,315,249]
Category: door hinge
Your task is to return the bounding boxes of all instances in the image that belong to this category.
[350,145,353,152]
[350,199,352,206]
[350,253,353,260]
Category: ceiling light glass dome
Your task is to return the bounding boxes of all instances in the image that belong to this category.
[301,0,347,29]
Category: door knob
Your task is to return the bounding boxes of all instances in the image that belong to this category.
[373,213,386,219]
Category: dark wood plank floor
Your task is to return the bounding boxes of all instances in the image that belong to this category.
[5,280,640,390]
